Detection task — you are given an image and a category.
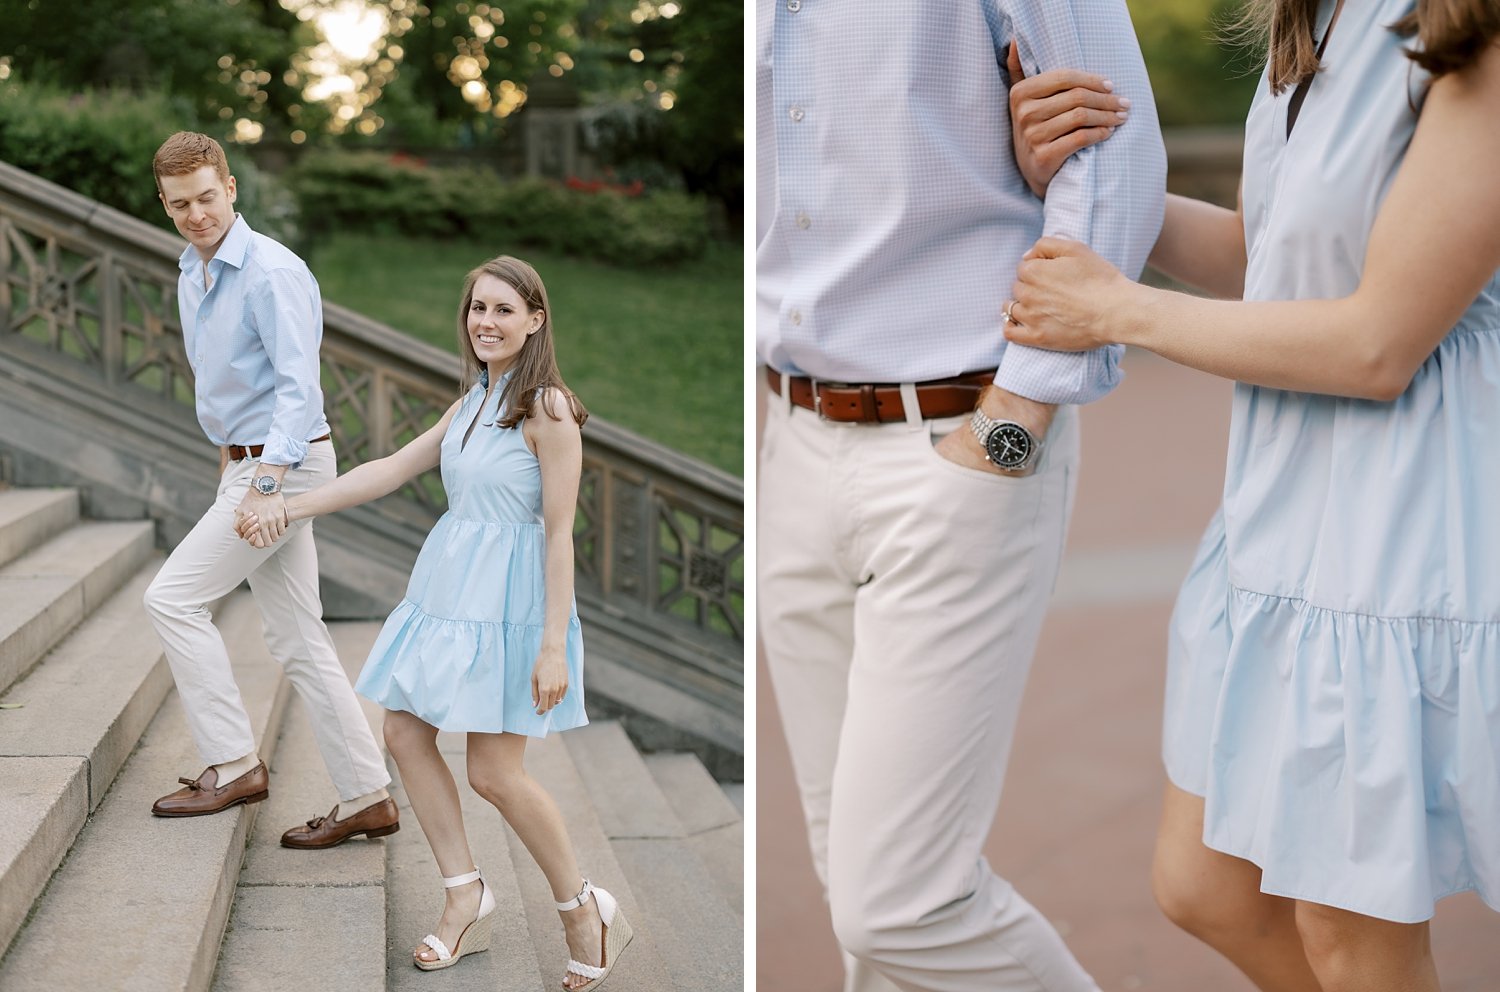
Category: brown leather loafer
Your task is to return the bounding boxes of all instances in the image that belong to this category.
[280,797,400,849]
[151,762,269,817]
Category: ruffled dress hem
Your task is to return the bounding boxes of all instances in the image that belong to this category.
[355,598,589,738]
[1162,513,1500,925]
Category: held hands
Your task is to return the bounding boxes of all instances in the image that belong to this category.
[1007,40,1129,198]
[233,490,290,549]
[1006,238,1134,353]
[531,643,569,715]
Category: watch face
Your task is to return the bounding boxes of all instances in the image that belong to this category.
[254,477,278,495]
[984,423,1033,469]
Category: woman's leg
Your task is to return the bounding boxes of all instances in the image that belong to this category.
[382,709,484,964]
[1152,783,1321,992]
[465,732,601,991]
[1293,901,1440,992]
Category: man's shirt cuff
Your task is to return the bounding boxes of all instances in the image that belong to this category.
[259,430,307,470]
[993,342,1124,405]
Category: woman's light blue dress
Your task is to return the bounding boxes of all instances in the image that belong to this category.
[1163,0,1500,923]
[355,371,589,737]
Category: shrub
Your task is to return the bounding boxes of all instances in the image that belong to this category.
[286,151,710,267]
[0,81,187,228]
[0,80,299,245]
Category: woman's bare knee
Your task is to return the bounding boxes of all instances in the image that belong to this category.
[382,709,436,757]
[1152,783,1273,940]
[1293,901,1435,991]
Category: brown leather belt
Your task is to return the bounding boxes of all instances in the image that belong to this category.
[225,433,331,461]
[766,366,992,424]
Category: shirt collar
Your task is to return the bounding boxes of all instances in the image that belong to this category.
[177,213,252,272]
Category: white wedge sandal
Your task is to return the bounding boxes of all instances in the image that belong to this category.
[414,867,498,971]
[557,878,634,991]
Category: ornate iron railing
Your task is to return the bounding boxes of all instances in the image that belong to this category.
[0,160,743,658]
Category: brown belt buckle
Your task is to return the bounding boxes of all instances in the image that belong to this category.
[810,379,845,422]
[810,379,830,421]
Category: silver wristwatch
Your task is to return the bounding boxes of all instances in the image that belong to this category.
[252,475,282,496]
[969,408,1042,473]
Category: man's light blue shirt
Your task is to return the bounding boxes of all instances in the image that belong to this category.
[176,214,331,467]
[756,0,1167,404]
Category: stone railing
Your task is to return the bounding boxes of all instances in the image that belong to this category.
[0,160,742,667]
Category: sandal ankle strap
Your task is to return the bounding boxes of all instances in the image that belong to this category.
[555,877,593,912]
[442,867,483,888]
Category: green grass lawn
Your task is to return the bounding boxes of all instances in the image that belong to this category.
[308,234,743,476]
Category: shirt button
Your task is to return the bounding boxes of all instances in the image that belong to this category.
[788,105,805,123]
[795,211,811,230]
[787,0,801,10]
[789,309,803,326]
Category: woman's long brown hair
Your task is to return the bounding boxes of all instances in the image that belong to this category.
[1231,0,1500,93]
[455,255,588,430]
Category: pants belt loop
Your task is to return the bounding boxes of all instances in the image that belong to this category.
[780,370,793,413]
[899,382,923,430]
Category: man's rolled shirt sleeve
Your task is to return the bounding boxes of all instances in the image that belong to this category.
[994,0,1167,406]
[254,266,323,468]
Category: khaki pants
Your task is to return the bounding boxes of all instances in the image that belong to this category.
[759,383,1097,992]
[143,442,389,800]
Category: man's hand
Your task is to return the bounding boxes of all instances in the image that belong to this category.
[233,490,288,548]
[933,385,1055,477]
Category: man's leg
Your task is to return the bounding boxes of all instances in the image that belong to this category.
[246,443,389,803]
[825,409,1098,992]
[143,459,281,770]
[759,395,902,992]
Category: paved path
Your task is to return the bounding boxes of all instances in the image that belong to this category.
[755,352,1499,991]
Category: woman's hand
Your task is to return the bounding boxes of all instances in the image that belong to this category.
[1007,237,1138,352]
[531,643,569,715]
[1007,40,1129,198]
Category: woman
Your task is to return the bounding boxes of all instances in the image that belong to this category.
[239,255,632,990]
[1004,2,1500,989]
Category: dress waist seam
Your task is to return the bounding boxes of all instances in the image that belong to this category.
[439,515,543,528]
[1230,582,1500,627]
[397,600,579,628]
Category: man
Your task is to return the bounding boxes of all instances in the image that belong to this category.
[757,3,1165,990]
[143,132,397,848]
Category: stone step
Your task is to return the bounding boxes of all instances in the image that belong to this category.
[563,720,744,988]
[0,562,173,957]
[211,623,388,992]
[644,751,744,920]
[505,731,676,990]
[0,520,154,695]
[0,489,78,569]
[0,592,291,992]
[722,781,744,815]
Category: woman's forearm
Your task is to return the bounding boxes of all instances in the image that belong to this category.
[1147,194,1246,299]
[1120,284,1402,399]
[540,529,575,649]
[284,403,452,524]
[287,454,418,523]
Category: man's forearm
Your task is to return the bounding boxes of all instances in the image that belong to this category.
[252,462,289,486]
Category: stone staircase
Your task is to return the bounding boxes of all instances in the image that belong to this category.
[0,488,743,990]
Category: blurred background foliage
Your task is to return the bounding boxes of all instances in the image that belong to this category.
[1129,0,1261,126]
[0,0,741,222]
